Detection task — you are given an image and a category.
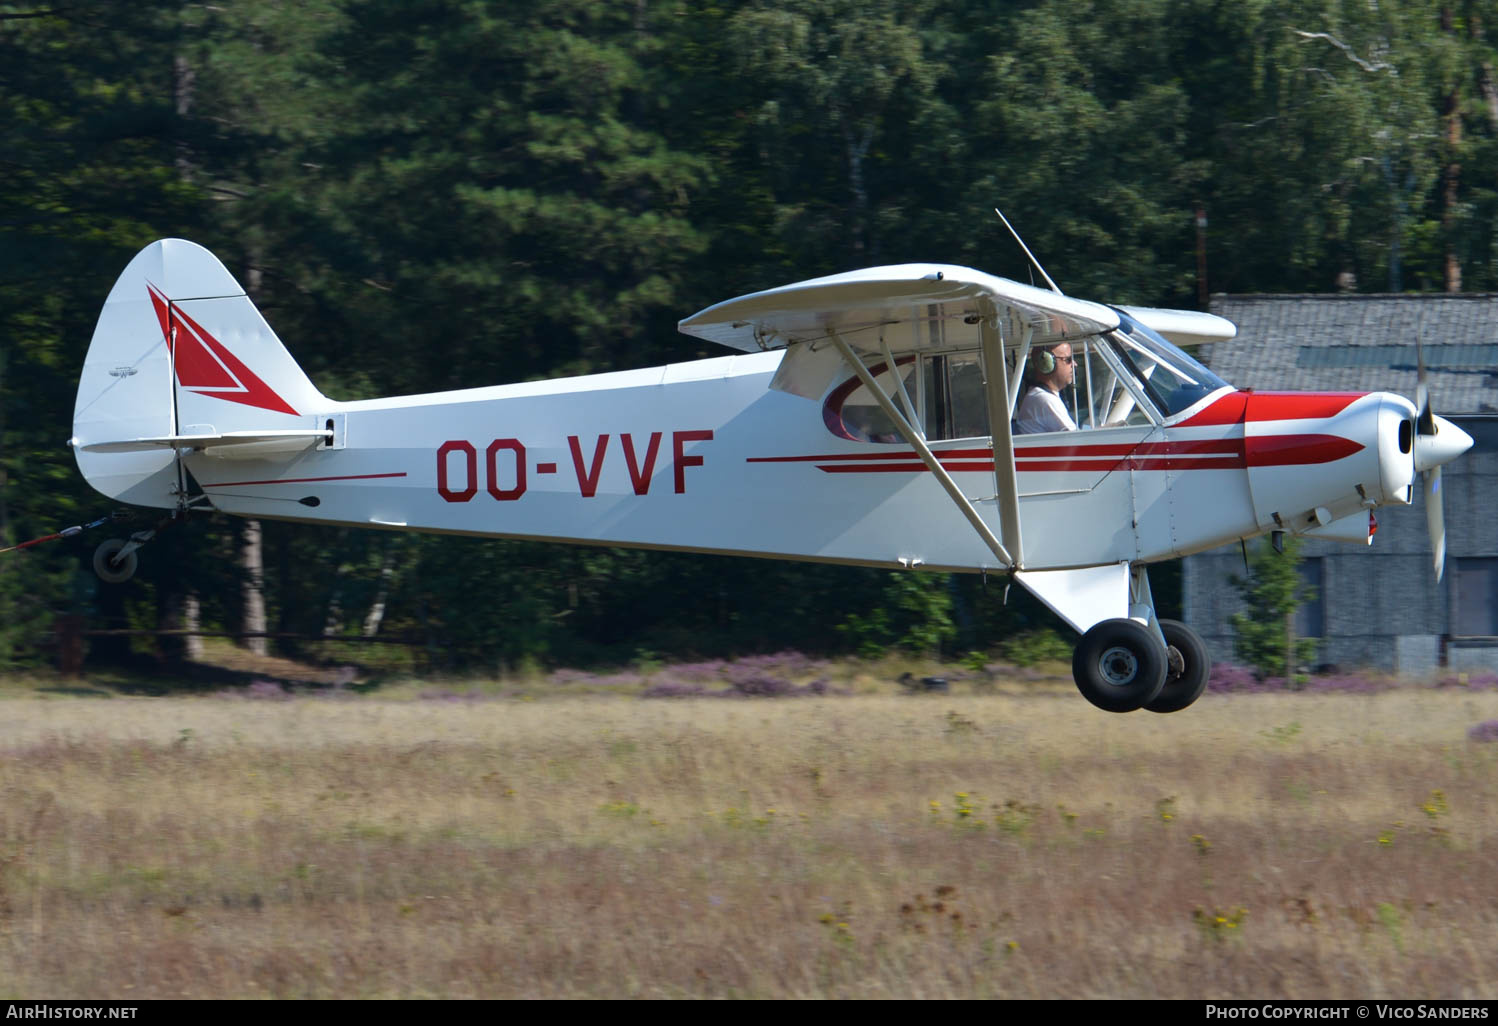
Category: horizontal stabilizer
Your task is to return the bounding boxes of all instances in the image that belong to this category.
[77,429,328,455]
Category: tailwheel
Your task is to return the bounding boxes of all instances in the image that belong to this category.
[1145,619,1211,714]
[1072,618,1167,713]
[92,538,138,584]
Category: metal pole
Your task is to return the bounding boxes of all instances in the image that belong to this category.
[979,313,1024,568]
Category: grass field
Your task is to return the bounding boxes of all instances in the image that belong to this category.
[2,666,1497,999]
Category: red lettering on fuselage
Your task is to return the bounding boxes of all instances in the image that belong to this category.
[568,435,609,498]
[435,430,711,501]
[622,432,662,495]
[673,430,713,494]
[436,440,478,503]
[487,438,526,501]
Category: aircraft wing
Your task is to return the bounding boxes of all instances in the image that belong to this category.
[678,264,1120,356]
[1116,306,1237,348]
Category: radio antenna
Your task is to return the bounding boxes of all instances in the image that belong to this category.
[994,208,1063,295]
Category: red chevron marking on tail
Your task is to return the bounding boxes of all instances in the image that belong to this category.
[147,284,299,416]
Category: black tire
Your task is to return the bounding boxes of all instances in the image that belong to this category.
[1072,618,1168,713]
[1145,619,1211,714]
[92,539,138,584]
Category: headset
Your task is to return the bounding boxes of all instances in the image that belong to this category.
[1031,347,1056,376]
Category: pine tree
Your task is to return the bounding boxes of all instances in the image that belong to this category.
[1230,536,1318,683]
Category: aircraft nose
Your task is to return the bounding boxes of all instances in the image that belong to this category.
[1413,416,1474,473]
[1375,394,1417,504]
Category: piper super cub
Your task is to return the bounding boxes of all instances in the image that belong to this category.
[72,239,1473,712]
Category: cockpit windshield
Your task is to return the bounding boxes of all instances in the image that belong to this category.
[1108,311,1228,418]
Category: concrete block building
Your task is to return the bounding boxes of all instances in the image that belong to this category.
[1182,293,1498,675]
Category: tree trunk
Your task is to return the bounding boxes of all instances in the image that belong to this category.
[1444,90,1462,293]
[1444,6,1463,293]
[361,553,396,637]
[239,245,270,656]
[1284,609,1296,687]
[241,520,268,656]
[840,118,872,258]
[158,583,186,666]
[173,54,195,180]
[184,591,203,661]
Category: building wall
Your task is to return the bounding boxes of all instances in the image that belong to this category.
[1182,445,1498,675]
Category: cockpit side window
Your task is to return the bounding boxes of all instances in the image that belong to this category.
[824,351,993,443]
[1013,336,1152,432]
[924,351,988,440]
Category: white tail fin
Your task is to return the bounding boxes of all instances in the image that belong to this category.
[73,239,328,508]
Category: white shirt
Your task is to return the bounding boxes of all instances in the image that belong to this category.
[1015,385,1077,434]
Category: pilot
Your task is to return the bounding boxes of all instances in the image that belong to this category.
[1014,343,1078,434]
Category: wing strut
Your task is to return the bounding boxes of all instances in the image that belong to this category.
[827,331,1017,570]
[978,306,1024,566]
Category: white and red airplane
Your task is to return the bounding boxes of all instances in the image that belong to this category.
[71,239,1472,712]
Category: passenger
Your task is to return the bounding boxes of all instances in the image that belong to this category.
[1014,343,1078,434]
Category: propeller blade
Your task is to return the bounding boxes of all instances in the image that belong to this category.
[1415,334,1435,435]
[1425,466,1446,582]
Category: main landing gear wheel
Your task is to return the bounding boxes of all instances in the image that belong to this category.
[1145,619,1211,714]
[1072,618,1168,713]
[92,538,138,584]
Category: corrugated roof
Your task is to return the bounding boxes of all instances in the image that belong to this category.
[1203,293,1498,414]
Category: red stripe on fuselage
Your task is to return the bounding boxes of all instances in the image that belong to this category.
[1012,456,1248,473]
[747,448,994,463]
[203,472,408,487]
[769,433,1360,474]
[1016,438,1245,458]
[818,462,994,473]
[1244,433,1363,467]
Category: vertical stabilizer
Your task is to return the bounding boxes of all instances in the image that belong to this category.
[73,239,327,507]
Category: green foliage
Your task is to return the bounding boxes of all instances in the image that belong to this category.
[1376,902,1404,954]
[1230,537,1319,681]
[725,0,950,267]
[836,573,956,658]
[1000,628,1073,667]
[1261,721,1305,746]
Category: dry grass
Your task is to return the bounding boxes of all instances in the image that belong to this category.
[2,683,1497,998]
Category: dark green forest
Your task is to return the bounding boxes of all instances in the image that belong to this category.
[5,0,1498,671]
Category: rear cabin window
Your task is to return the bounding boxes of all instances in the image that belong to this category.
[824,352,992,443]
[823,358,919,443]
